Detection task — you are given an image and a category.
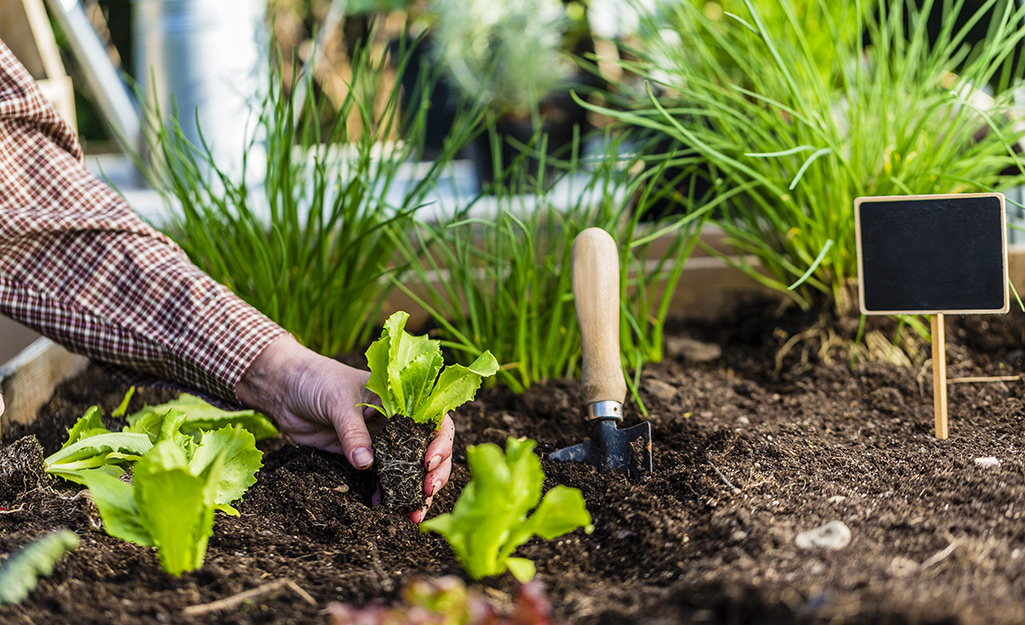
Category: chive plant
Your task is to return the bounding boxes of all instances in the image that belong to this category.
[599,0,1025,314]
[141,34,478,356]
[394,133,713,393]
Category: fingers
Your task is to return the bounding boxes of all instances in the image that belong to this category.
[411,415,456,525]
[424,414,455,475]
[425,456,451,499]
[409,495,433,525]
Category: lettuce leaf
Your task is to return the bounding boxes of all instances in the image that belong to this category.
[133,440,220,575]
[126,394,277,442]
[421,437,593,582]
[60,406,111,449]
[78,469,153,546]
[364,311,498,428]
[43,432,153,482]
[45,395,266,576]
[187,426,262,516]
[76,425,259,576]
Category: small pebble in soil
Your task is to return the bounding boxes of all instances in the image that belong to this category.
[644,378,678,402]
[666,336,722,362]
[795,521,852,551]
[828,495,847,504]
[736,416,750,425]
[974,457,1001,469]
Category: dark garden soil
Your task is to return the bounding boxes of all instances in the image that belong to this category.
[4,302,1025,624]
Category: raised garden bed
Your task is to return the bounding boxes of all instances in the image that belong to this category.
[4,256,1025,623]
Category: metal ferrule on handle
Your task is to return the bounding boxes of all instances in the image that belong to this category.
[587,400,623,421]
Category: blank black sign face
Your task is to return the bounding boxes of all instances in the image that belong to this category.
[856,194,1007,314]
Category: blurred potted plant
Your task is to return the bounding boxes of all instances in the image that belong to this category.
[429,0,595,191]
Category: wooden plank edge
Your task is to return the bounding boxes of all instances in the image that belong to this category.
[0,338,89,438]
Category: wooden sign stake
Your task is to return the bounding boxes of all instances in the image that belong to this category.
[856,193,1008,438]
[931,313,948,439]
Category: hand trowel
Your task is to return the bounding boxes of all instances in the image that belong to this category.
[548,228,653,479]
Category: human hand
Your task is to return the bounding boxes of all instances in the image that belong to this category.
[235,334,454,523]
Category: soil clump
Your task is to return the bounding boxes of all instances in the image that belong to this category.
[373,415,433,512]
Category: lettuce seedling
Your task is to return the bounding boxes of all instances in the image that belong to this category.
[363,311,499,428]
[76,416,261,575]
[421,437,594,582]
[363,311,499,512]
[326,575,563,625]
[44,392,276,484]
[43,393,268,575]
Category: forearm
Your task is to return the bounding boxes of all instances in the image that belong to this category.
[0,47,286,402]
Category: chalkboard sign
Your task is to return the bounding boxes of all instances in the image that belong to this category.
[855,193,1008,315]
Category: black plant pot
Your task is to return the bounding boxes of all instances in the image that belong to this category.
[469,76,597,193]
[391,37,460,162]
[633,130,720,222]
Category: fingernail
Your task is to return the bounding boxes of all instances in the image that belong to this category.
[352,447,374,469]
[411,498,431,525]
[426,455,442,472]
[428,479,443,497]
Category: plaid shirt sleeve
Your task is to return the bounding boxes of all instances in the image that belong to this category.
[0,40,287,403]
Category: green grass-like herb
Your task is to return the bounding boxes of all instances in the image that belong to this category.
[598,0,1025,313]
[140,33,478,356]
[395,133,712,393]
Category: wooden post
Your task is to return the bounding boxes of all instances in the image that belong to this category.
[931,313,948,439]
[0,0,77,130]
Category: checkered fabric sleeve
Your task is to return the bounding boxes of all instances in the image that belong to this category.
[0,40,287,403]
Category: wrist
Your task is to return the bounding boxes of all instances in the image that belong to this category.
[235,333,305,414]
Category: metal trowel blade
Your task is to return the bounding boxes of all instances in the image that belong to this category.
[549,420,652,480]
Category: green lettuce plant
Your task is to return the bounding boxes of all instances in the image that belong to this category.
[363,311,499,428]
[327,575,562,624]
[421,437,593,582]
[43,393,271,575]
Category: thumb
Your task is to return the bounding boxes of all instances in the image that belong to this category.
[332,406,375,470]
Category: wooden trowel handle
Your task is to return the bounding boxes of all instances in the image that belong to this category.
[572,228,627,406]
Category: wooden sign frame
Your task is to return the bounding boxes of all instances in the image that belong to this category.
[855,192,1008,316]
[854,192,1009,440]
